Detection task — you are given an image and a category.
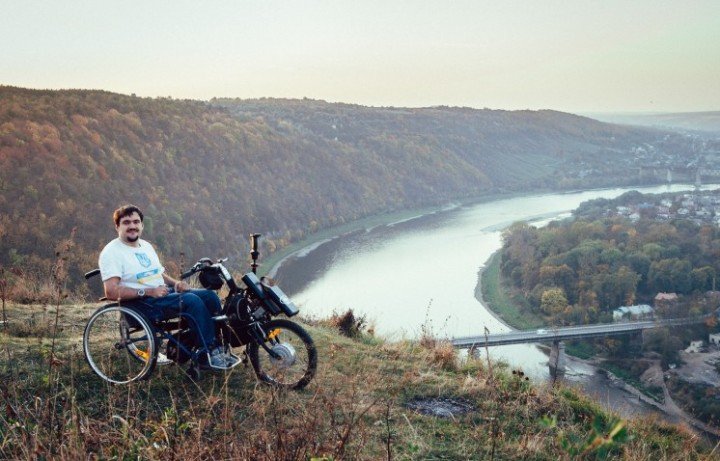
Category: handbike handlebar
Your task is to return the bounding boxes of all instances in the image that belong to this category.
[180,268,196,279]
[180,257,225,280]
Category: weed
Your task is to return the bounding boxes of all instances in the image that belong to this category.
[417,299,458,371]
[329,308,367,338]
[0,267,7,329]
[49,228,76,371]
[419,299,437,348]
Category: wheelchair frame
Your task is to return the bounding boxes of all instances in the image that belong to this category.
[82,268,232,384]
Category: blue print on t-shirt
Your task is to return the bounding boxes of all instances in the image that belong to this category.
[136,268,162,285]
[135,253,152,268]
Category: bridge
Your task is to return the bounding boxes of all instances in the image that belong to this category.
[452,316,708,377]
[451,317,703,348]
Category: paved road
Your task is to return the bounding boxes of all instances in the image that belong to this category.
[451,317,704,348]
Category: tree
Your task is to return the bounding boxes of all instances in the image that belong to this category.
[540,288,568,316]
[593,266,640,309]
[648,258,692,294]
[538,264,576,302]
[626,252,651,290]
[691,266,715,292]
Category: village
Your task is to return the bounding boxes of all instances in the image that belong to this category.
[609,190,720,226]
[571,133,720,183]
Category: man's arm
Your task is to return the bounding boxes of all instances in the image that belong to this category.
[103,277,168,300]
[162,273,190,293]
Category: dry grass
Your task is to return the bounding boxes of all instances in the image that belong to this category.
[0,300,713,460]
[6,273,58,305]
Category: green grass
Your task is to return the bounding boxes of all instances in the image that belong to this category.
[480,251,545,330]
[0,302,709,460]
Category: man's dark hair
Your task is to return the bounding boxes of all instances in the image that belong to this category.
[113,205,144,226]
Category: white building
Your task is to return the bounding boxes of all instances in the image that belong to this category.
[685,340,703,353]
[709,333,720,347]
[613,304,654,321]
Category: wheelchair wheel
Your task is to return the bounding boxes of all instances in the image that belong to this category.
[83,304,158,384]
[247,319,317,390]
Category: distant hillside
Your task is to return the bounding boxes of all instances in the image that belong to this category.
[587,111,720,134]
[0,86,676,289]
[214,98,670,188]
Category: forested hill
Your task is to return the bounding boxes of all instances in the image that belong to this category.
[0,86,670,288]
[213,98,665,189]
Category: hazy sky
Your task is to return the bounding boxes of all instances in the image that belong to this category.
[1,0,718,113]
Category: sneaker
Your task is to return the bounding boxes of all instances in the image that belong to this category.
[224,351,241,368]
[157,352,172,366]
[207,347,230,370]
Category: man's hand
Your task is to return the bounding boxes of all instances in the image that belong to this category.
[147,286,169,298]
[175,281,190,293]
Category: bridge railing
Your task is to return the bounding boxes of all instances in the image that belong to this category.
[451,316,708,349]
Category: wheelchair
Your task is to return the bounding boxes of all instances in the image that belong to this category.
[82,238,317,389]
[82,269,234,384]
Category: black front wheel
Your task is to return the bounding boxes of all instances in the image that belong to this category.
[247,319,317,390]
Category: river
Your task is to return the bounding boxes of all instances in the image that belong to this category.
[273,184,718,421]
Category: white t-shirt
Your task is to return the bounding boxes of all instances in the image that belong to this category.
[98,238,166,289]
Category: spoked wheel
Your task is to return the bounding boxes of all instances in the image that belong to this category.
[247,319,317,390]
[83,305,158,384]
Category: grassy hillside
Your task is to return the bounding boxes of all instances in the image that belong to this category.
[0,300,710,460]
[0,86,675,294]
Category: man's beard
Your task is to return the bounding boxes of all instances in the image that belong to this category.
[126,234,139,242]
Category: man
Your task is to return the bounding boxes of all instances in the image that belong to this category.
[98,204,238,370]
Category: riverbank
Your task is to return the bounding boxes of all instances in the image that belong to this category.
[477,251,544,330]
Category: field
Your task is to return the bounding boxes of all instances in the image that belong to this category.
[0,301,712,460]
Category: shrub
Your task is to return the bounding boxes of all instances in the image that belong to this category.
[329,309,367,338]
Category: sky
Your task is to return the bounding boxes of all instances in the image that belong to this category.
[1,0,719,114]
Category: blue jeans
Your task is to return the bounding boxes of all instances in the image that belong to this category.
[124,289,222,351]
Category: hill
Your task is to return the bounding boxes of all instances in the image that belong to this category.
[0,86,679,292]
[0,301,709,459]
